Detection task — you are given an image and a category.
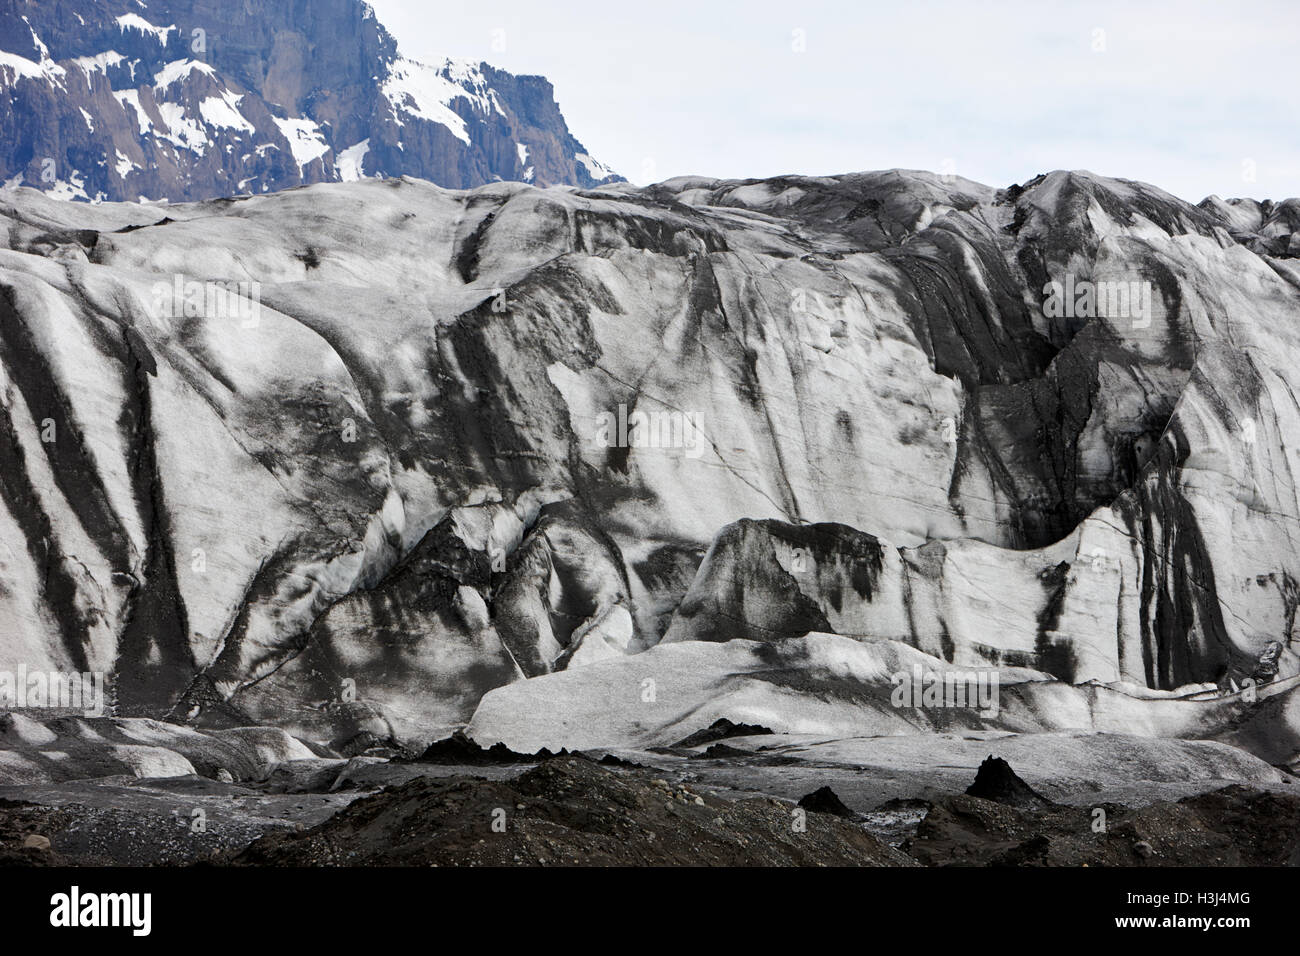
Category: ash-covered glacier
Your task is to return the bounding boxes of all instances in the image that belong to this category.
[1,166,1299,784]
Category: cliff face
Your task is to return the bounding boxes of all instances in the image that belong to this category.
[0,0,620,203]
[1,167,1299,757]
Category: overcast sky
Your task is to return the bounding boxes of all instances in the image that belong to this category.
[368,0,1299,201]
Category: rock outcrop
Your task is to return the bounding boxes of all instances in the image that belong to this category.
[226,755,917,866]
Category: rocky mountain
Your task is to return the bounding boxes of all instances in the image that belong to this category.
[0,0,620,202]
[1,166,1300,780]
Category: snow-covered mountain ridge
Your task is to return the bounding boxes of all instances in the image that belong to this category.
[0,0,621,202]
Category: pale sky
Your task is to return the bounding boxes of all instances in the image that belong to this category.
[368,0,1300,202]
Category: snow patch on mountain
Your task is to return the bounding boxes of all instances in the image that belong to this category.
[114,150,136,179]
[113,89,154,135]
[337,139,370,182]
[71,50,127,78]
[382,57,484,145]
[0,50,66,86]
[576,152,615,182]
[22,19,49,58]
[155,101,209,154]
[199,92,253,133]
[153,58,216,89]
[116,13,177,45]
[272,116,331,169]
[44,170,92,201]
